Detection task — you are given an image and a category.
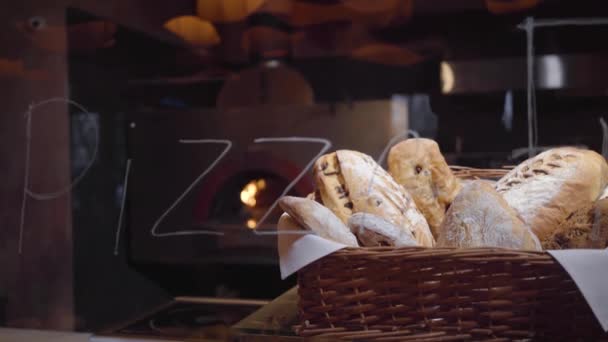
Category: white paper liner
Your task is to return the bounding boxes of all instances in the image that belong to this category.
[548,249,608,332]
[278,228,348,279]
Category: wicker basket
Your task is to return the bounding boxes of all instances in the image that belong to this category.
[294,167,606,341]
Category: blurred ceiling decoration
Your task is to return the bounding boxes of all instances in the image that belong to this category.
[485,0,542,14]
[196,0,267,23]
[350,43,423,66]
[342,0,401,13]
[288,1,412,28]
[217,62,314,109]
[0,58,50,80]
[241,26,291,59]
[257,0,292,18]
[291,23,372,58]
[164,16,221,47]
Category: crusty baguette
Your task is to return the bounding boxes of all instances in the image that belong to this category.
[278,196,358,246]
[313,150,435,247]
[348,212,418,247]
[495,147,608,248]
[388,138,461,237]
[437,181,541,250]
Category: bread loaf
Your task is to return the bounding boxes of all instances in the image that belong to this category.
[542,194,608,249]
[278,196,358,246]
[590,196,608,248]
[495,147,608,248]
[348,213,418,247]
[314,150,435,247]
[306,190,322,203]
[277,212,305,232]
[388,138,461,237]
[437,181,541,250]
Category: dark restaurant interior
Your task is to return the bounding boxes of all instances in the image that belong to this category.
[1,0,608,340]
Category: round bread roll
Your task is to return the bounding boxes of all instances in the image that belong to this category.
[437,181,541,250]
[495,147,608,249]
[313,150,435,247]
[278,196,358,246]
[348,212,418,247]
[388,138,461,238]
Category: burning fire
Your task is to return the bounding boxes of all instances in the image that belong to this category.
[240,179,267,207]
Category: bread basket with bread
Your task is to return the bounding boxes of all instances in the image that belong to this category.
[277,138,608,341]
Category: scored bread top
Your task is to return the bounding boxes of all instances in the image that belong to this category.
[495,147,608,243]
[314,149,435,247]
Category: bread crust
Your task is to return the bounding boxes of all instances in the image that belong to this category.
[437,181,541,250]
[348,212,418,247]
[388,138,461,237]
[278,196,358,246]
[591,197,608,248]
[495,147,608,246]
[314,150,435,247]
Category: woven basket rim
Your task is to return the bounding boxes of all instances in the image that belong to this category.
[330,246,551,260]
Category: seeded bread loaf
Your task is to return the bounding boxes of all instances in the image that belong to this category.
[495,147,608,249]
[313,150,435,247]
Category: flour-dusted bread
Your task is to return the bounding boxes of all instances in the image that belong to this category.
[543,191,608,249]
[388,138,461,237]
[277,212,305,232]
[590,196,608,248]
[278,196,358,246]
[495,147,608,248]
[306,190,322,203]
[314,150,435,247]
[437,181,541,250]
[348,213,419,247]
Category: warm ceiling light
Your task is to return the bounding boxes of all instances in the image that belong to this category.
[440,61,455,94]
[163,16,220,47]
[197,0,266,23]
[246,218,257,229]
